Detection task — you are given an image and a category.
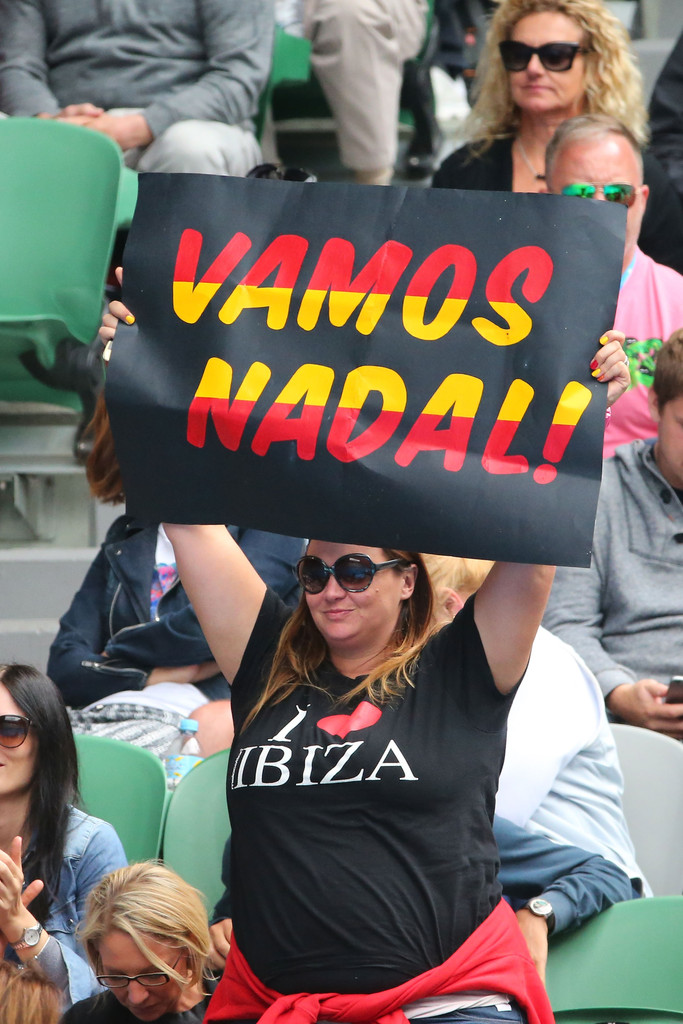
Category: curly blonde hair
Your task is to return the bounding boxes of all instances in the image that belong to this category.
[465,0,647,151]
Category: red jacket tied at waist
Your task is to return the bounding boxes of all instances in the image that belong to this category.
[204,899,554,1024]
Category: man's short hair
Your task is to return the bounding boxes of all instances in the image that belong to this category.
[653,330,683,409]
[545,114,644,186]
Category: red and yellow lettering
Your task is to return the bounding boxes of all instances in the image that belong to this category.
[220,235,309,330]
[173,229,252,324]
[534,382,592,484]
[394,373,483,470]
[186,358,271,449]
[472,246,553,346]
[298,238,413,335]
[251,363,334,459]
[481,379,534,474]
[402,245,477,341]
[326,366,406,463]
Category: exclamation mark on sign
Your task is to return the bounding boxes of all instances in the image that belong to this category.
[533,381,592,484]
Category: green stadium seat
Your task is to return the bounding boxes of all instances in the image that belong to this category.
[162,749,230,913]
[75,734,170,863]
[547,896,683,1024]
[0,118,121,413]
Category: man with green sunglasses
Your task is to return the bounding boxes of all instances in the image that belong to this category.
[545,114,683,459]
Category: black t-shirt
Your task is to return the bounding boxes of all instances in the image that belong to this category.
[62,981,215,1023]
[229,591,515,995]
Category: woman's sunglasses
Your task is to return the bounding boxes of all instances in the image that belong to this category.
[499,40,587,72]
[296,554,405,594]
[0,714,32,749]
[561,182,638,207]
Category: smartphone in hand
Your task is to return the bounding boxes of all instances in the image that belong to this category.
[665,676,683,703]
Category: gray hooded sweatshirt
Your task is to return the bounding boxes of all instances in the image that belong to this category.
[543,439,683,698]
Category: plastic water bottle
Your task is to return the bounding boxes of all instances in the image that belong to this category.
[164,719,203,789]
[275,0,304,35]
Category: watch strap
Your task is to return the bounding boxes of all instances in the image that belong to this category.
[11,923,44,952]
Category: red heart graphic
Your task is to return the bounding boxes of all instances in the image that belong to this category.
[317,701,382,739]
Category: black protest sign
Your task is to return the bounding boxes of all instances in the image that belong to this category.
[106,173,624,566]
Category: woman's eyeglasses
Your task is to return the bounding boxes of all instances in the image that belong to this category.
[561,182,638,207]
[97,955,181,989]
[296,554,405,594]
[499,40,587,72]
[96,970,171,989]
[0,714,32,749]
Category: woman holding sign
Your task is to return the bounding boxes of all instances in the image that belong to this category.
[433,0,683,275]
[101,293,628,1023]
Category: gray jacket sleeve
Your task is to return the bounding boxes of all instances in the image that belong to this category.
[0,0,61,115]
[542,495,636,700]
[0,0,275,133]
[143,0,275,138]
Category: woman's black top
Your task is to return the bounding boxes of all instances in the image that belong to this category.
[433,137,683,275]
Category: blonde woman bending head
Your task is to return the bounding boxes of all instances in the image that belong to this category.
[433,0,683,274]
[62,863,214,1023]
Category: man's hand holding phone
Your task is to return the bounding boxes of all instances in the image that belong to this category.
[664,676,683,704]
[607,678,683,738]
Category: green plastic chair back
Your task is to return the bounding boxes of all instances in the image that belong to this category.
[75,734,170,863]
[256,27,313,139]
[115,165,139,232]
[547,897,683,1024]
[0,118,122,406]
[162,749,231,913]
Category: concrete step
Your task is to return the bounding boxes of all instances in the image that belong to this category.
[0,547,96,617]
[0,618,56,673]
[0,546,99,674]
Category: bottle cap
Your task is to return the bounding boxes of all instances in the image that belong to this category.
[179,718,199,732]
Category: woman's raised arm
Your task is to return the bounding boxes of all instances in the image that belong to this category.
[474,562,555,695]
[164,524,266,684]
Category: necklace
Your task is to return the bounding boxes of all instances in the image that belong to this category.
[516,137,546,181]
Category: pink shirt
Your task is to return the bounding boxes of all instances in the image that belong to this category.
[605,247,683,458]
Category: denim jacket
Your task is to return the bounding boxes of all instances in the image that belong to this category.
[47,517,304,707]
[5,806,128,1006]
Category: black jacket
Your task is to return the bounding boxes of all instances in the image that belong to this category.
[433,136,683,275]
[650,30,683,207]
[48,517,304,707]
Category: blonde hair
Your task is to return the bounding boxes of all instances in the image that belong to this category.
[79,862,211,989]
[422,555,494,624]
[465,0,647,151]
[0,961,60,1024]
[243,549,435,729]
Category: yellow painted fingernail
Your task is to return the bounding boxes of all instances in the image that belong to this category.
[599,334,609,345]
[592,367,602,377]
[125,314,135,325]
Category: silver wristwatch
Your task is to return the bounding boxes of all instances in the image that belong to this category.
[11,923,44,952]
[524,897,556,935]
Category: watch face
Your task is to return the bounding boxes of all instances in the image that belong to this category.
[528,898,553,918]
[24,926,42,946]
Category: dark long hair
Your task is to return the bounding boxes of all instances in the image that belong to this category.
[0,665,79,924]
